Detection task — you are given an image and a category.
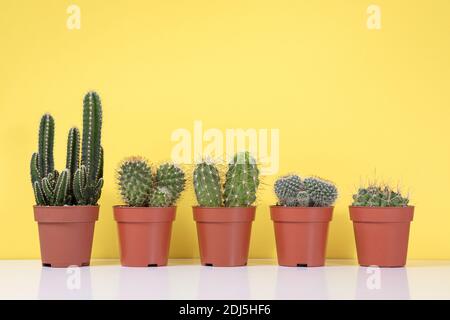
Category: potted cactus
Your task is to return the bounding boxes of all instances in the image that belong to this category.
[192,151,259,267]
[114,157,186,267]
[270,175,338,267]
[31,91,104,268]
[349,184,414,267]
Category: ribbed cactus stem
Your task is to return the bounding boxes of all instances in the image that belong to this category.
[66,127,80,177]
[156,163,186,204]
[193,162,222,207]
[223,151,259,207]
[38,114,54,177]
[82,91,102,180]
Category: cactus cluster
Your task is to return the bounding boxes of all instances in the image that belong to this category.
[193,151,260,207]
[274,174,338,207]
[117,157,186,207]
[30,91,104,206]
[352,185,409,207]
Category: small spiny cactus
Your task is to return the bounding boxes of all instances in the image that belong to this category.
[352,185,409,207]
[193,161,222,207]
[117,157,153,207]
[303,177,338,207]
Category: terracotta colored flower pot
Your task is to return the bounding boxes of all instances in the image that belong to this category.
[349,206,414,267]
[193,206,255,267]
[34,206,99,268]
[113,206,176,267]
[270,206,333,267]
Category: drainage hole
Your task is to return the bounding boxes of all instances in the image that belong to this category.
[148,264,158,267]
[297,264,308,267]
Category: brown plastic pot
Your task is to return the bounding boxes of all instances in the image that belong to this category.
[270,206,333,267]
[193,206,255,267]
[113,206,176,267]
[349,206,414,267]
[34,206,99,268]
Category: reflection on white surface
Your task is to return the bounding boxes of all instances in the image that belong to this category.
[355,267,410,300]
[0,260,449,299]
[198,266,250,300]
[38,266,92,299]
[118,267,170,299]
[276,267,328,300]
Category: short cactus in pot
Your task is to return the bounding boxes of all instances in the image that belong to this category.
[349,183,414,267]
[31,91,104,268]
[271,173,338,267]
[192,151,259,267]
[114,157,186,267]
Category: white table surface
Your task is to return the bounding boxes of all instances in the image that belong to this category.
[0,259,449,300]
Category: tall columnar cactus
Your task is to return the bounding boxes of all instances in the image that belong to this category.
[352,185,409,207]
[303,177,338,207]
[73,91,104,205]
[156,163,186,203]
[274,174,338,207]
[65,127,80,204]
[30,114,71,206]
[223,151,260,207]
[193,162,222,207]
[117,157,153,207]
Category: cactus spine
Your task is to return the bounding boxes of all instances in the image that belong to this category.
[117,158,186,207]
[193,162,222,207]
[73,91,104,205]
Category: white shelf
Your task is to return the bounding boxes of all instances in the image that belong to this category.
[0,259,449,300]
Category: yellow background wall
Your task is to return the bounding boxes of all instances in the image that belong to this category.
[1,0,449,259]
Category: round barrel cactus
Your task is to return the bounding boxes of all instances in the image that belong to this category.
[117,157,153,207]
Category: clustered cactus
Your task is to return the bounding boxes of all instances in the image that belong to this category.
[30,91,104,206]
[193,151,260,207]
[117,157,186,207]
[352,185,409,207]
[274,174,338,207]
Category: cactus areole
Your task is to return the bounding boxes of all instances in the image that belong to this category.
[31,91,104,268]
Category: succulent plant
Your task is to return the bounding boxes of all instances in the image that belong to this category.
[193,161,222,207]
[223,152,260,207]
[303,177,338,207]
[148,186,173,207]
[30,114,72,206]
[352,185,409,207]
[73,91,104,205]
[117,158,186,207]
[117,157,153,207]
[193,152,259,207]
[30,91,105,206]
[156,163,186,203]
[274,174,338,207]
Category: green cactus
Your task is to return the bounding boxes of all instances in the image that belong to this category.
[30,92,104,206]
[303,177,338,207]
[156,163,186,204]
[148,186,173,207]
[274,174,308,206]
[223,151,259,207]
[30,114,73,206]
[352,185,409,207]
[117,157,153,207]
[73,91,104,205]
[65,127,80,204]
[193,161,222,207]
[274,174,338,207]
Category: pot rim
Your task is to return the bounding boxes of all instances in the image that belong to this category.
[113,205,176,222]
[34,205,99,223]
[349,205,414,223]
[270,205,333,222]
[193,206,256,222]
[33,205,100,208]
[113,205,177,209]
